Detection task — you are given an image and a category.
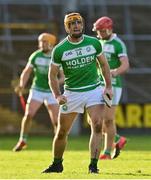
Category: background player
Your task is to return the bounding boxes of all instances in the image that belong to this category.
[13,33,64,152]
[93,16,129,159]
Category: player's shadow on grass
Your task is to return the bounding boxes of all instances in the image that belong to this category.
[105,172,151,177]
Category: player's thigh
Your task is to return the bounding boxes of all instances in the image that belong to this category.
[25,99,42,117]
[104,106,116,121]
[46,104,59,122]
[58,112,78,133]
[87,104,105,123]
[87,105,105,132]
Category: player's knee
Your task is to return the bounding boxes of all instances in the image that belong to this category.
[104,119,114,128]
[93,122,102,133]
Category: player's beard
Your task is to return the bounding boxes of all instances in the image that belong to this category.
[102,35,111,40]
[42,46,52,53]
[42,49,49,53]
[70,32,83,39]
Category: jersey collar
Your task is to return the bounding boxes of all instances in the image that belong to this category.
[106,33,117,42]
[67,35,84,45]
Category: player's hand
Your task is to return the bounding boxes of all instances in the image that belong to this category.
[14,85,24,96]
[110,69,118,77]
[103,88,113,108]
[104,87,113,99]
[56,95,67,105]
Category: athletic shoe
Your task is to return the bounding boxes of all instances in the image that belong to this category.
[112,136,127,159]
[88,164,99,174]
[99,154,111,160]
[42,162,63,173]
[13,140,27,152]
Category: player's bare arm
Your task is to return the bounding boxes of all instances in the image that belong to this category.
[97,53,113,98]
[49,64,67,105]
[58,70,65,85]
[15,65,33,96]
[111,56,129,77]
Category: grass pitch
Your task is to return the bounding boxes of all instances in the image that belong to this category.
[0,135,151,179]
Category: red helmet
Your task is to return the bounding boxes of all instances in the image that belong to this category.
[93,16,113,31]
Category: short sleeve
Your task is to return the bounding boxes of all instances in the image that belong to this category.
[94,38,103,57]
[26,52,36,67]
[117,40,127,57]
[51,47,62,66]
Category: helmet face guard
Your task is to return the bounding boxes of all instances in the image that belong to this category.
[93,16,113,32]
[64,12,84,33]
[38,33,57,46]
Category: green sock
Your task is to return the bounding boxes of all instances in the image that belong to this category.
[104,150,111,155]
[114,134,120,143]
[90,158,98,166]
[53,158,63,164]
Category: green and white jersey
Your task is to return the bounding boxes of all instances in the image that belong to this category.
[51,34,103,92]
[99,33,128,87]
[27,49,51,92]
